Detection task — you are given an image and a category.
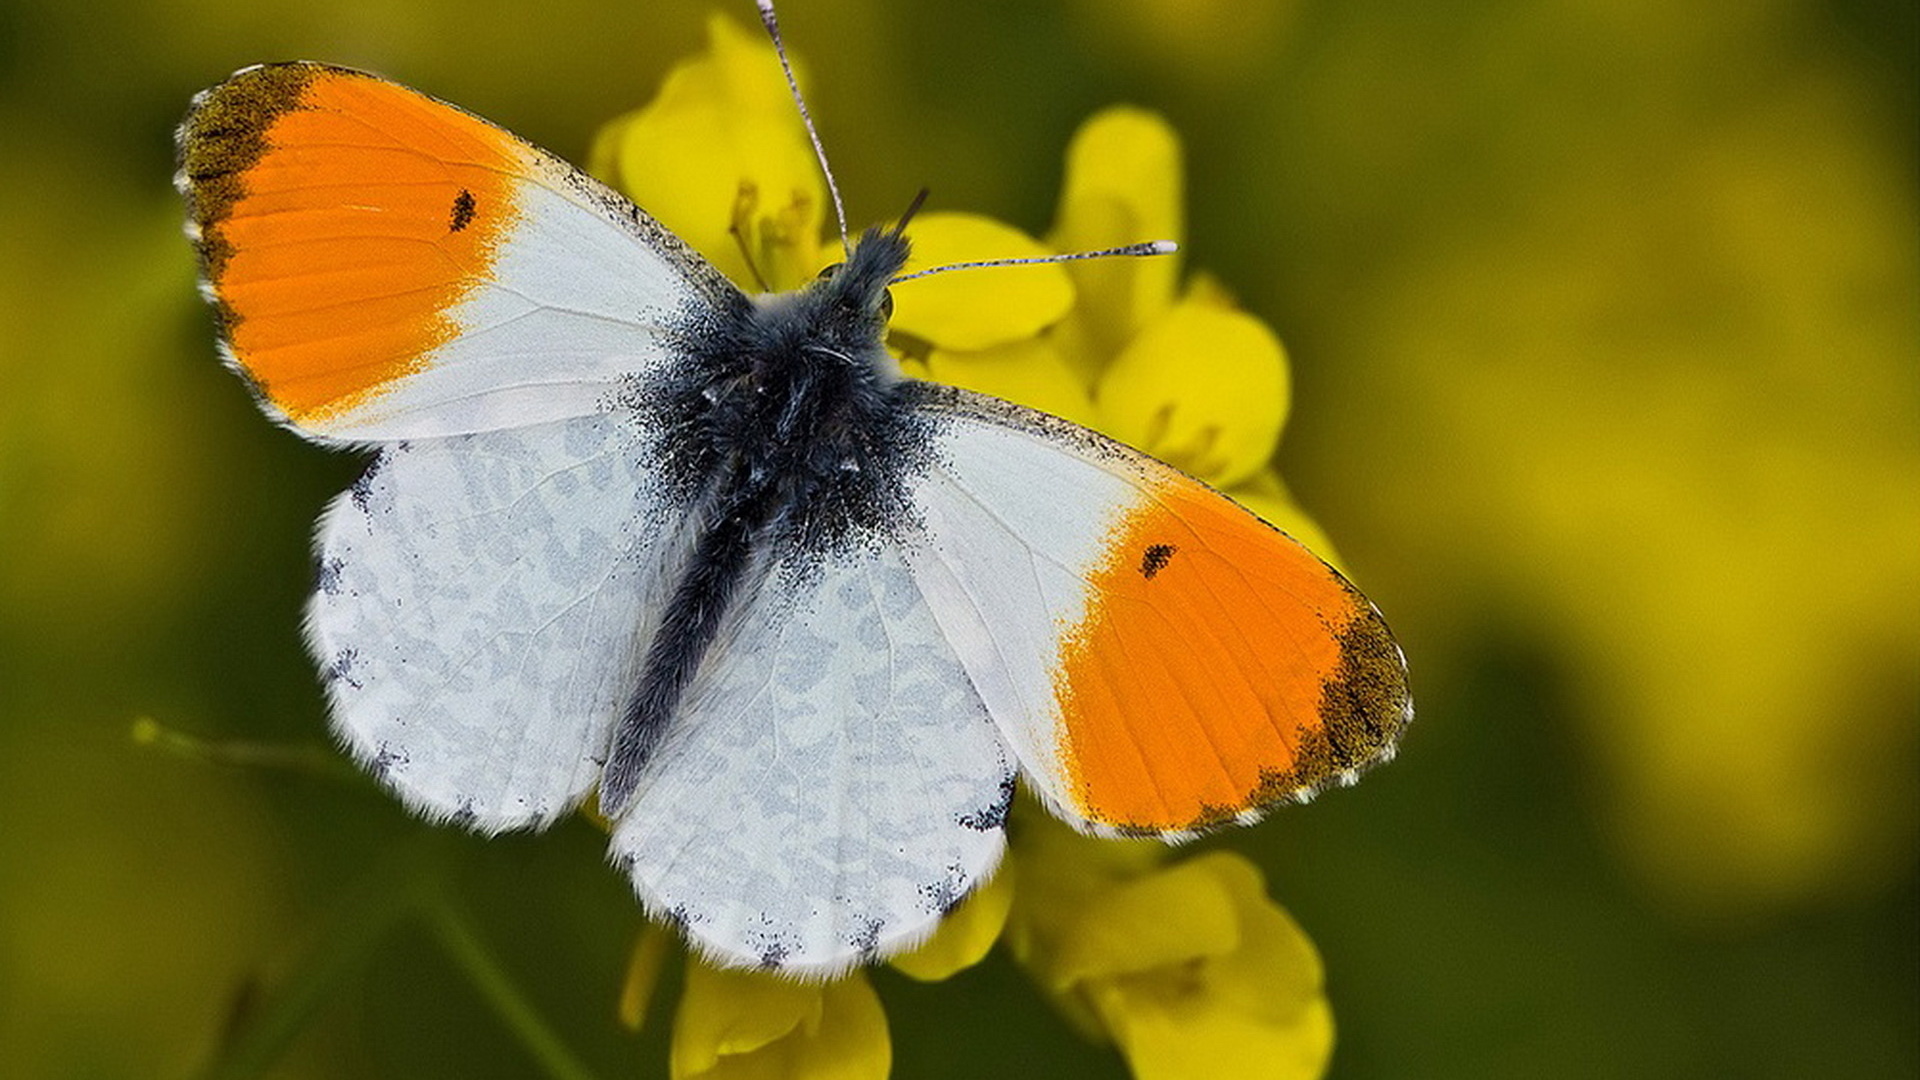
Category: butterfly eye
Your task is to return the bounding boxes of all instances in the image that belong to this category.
[877,288,894,321]
[816,263,843,280]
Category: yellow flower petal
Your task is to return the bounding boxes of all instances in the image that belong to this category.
[1005,807,1334,1078]
[1180,268,1240,311]
[1080,855,1333,1080]
[1045,856,1245,988]
[671,963,813,1072]
[1095,298,1289,487]
[889,863,1016,982]
[671,962,890,1080]
[924,338,1100,428]
[799,976,892,1080]
[1183,855,1325,1020]
[1002,801,1172,977]
[617,922,674,1031]
[589,13,824,290]
[892,212,1075,351]
[1049,107,1185,376]
[1226,470,1344,571]
[1094,986,1333,1080]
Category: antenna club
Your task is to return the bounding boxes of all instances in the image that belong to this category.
[1150,240,1179,255]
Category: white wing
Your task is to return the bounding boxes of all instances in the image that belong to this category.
[608,537,1015,976]
[308,409,691,832]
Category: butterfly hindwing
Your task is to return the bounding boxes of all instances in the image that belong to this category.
[903,384,1412,838]
[178,62,740,442]
[609,537,1015,975]
[309,410,692,832]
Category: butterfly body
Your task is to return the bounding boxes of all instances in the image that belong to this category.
[179,60,1411,974]
[607,227,923,811]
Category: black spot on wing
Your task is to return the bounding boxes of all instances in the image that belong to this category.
[321,648,362,690]
[663,905,692,933]
[756,939,792,970]
[313,555,346,596]
[1140,543,1177,579]
[449,188,476,232]
[349,453,386,513]
[957,773,1015,831]
[917,862,971,916]
[847,917,883,957]
[369,742,406,781]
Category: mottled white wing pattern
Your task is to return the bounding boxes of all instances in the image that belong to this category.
[309,410,690,832]
[609,538,1015,975]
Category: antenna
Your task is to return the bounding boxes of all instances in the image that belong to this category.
[890,187,930,237]
[890,240,1179,284]
[756,0,851,257]
[754,1,1176,281]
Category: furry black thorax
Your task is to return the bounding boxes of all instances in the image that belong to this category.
[602,226,929,813]
[670,226,921,550]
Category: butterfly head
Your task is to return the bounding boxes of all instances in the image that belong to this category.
[806,226,908,338]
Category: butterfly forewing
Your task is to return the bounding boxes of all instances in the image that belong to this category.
[178,61,740,442]
[904,385,1412,838]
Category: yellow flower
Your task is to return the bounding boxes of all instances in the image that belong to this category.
[591,24,1315,554]
[1045,109,1297,500]
[671,960,890,1080]
[1048,106,1184,372]
[590,12,826,291]
[1007,809,1335,1080]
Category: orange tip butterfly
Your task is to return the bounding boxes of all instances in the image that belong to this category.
[176,1,1410,976]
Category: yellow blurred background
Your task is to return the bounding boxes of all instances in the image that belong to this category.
[1,0,1913,1076]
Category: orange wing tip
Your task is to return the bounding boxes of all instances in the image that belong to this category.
[1053,481,1413,838]
[177,63,328,283]
[179,63,528,429]
[1291,596,1413,780]
[1222,594,1413,812]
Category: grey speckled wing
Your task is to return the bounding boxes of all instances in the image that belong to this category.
[609,534,1016,976]
[307,409,694,832]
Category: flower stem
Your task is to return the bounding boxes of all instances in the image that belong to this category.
[197,834,445,1080]
[130,715,361,782]
[427,904,606,1080]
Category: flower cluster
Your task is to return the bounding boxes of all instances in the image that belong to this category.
[593,16,1337,1078]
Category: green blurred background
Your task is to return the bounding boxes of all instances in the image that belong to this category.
[1,0,1914,1076]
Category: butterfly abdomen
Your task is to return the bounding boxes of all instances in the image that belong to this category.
[601,481,773,814]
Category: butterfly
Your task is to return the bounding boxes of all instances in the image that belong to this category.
[176,34,1410,977]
